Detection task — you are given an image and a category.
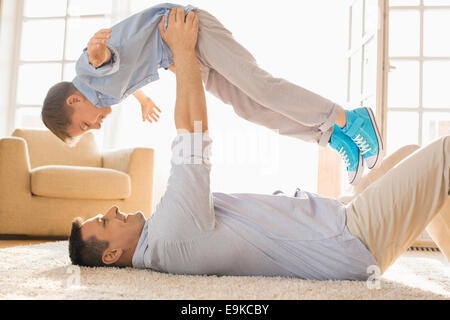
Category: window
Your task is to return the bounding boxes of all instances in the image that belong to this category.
[347,0,381,117]
[318,0,387,197]
[387,0,450,153]
[327,0,450,197]
[12,0,114,140]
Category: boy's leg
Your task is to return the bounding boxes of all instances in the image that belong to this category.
[194,9,341,147]
[345,136,450,273]
[203,68,329,144]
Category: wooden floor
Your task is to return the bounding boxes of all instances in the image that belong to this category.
[0,240,58,249]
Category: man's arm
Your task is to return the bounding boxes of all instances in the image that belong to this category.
[149,9,215,235]
[158,8,207,134]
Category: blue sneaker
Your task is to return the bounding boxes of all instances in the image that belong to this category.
[329,124,364,185]
[342,107,385,169]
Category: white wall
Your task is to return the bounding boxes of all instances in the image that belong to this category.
[104,0,348,208]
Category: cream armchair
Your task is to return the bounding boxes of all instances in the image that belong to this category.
[338,144,449,262]
[0,129,155,237]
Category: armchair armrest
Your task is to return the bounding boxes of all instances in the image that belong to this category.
[0,136,32,206]
[127,148,155,177]
[102,148,134,173]
[102,147,154,176]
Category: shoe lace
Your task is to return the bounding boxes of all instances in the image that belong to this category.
[338,146,352,168]
[353,134,372,155]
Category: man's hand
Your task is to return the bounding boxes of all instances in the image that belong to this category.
[87,28,112,68]
[158,8,199,57]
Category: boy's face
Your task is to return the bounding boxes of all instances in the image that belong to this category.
[66,93,112,138]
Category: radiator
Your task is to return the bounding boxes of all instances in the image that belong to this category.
[410,230,440,251]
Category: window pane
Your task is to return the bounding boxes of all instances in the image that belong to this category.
[424,10,450,56]
[20,19,65,61]
[423,112,450,145]
[363,37,377,97]
[63,63,77,81]
[65,17,111,60]
[364,0,379,36]
[424,0,450,5]
[387,111,419,153]
[362,95,377,114]
[390,0,420,5]
[349,49,362,104]
[23,0,67,17]
[68,0,112,16]
[351,0,363,49]
[17,63,62,105]
[389,10,420,57]
[388,61,420,107]
[423,61,450,108]
[15,107,46,129]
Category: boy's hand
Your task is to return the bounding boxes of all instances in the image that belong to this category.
[87,28,112,68]
[158,8,199,57]
[141,97,162,123]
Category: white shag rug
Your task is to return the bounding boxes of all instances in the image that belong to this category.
[0,241,449,300]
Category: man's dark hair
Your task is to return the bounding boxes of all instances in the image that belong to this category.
[68,217,110,267]
[41,81,79,145]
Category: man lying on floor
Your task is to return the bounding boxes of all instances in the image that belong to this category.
[68,9,450,281]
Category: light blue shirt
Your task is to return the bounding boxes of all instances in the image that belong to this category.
[132,133,378,281]
[72,3,195,107]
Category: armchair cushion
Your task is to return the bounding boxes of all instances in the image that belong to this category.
[31,165,131,200]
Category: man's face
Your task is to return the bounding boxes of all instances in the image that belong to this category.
[66,93,112,138]
[81,206,146,261]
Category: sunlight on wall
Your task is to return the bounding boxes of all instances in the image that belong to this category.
[104,0,348,207]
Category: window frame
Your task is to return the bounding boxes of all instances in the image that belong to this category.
[388,0,450,148]
[318,0,390,197]
[7,0,122,135]
[319,0,450,197]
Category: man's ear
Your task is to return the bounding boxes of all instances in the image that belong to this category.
[102,248,124,265]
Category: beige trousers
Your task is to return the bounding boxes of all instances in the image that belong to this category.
[193,9,341,147]
[345,136,450,273]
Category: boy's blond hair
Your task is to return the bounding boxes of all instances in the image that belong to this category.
[41,81,80,146]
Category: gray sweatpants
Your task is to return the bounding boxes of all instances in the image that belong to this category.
[194,9,342,147]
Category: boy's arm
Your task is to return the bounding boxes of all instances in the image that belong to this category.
[76,28,119,78]
[133,90,162,123]
[87,28,113,68]
[133,90,147,104]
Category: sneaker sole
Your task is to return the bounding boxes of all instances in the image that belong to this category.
[364,107,385,170]
[350,152,364,185]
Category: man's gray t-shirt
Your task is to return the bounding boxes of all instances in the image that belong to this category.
[132,133,378,280]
